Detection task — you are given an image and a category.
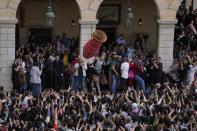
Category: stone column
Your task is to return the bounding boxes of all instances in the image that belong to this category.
[0,19,17,91]
[157,20,177,71]
[79,20,98,62]
[186,0,192,9]
[193,0,197,9]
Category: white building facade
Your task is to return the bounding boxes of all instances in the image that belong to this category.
[0,0,195,90]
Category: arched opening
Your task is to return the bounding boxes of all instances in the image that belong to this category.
[16,0,80,49]
[96,0,160,51]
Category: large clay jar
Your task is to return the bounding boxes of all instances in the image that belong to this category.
[83,30,107,59]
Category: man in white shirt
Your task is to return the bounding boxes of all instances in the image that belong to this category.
[74,56,87,92]
[120,57,129,91]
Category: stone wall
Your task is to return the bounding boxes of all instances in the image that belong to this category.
[98,0,158,50]
[0,0,181,21]
[0,20,17,91]
[16,0,158,50]
[194,0,197,9]
[0,0,181,90]
[18,0,80,45]
[157,20,177,70]
[186,0,192,9]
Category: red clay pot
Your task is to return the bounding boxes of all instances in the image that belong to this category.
[83,30,107,59]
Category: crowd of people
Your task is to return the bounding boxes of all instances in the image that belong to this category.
[0,3,196,131]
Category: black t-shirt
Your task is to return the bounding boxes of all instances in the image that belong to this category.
[146,63,163,84]
[87,66,99,77]
[179,63,189,81]
[78,65,83,76]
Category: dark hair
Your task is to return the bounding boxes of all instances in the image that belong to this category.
[34,61,40,67]
[134,126,141,131]
[0,86,3,91]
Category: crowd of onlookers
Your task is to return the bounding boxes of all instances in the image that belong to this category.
[0,3,196,131]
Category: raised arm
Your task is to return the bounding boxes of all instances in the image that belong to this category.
[157,94,165,105]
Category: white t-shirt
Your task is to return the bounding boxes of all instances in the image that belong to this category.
[187,65,197,86]
[121,62,129,79]
[30,66,42,84]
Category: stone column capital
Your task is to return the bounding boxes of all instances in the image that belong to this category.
[157,20,177,27]
[79,19,99,25]
[157,20,177,24]
[0,19,18,27]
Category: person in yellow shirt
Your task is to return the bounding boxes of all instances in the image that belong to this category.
[63,50,68,66]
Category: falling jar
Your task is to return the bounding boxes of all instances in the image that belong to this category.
[83,30,107,59]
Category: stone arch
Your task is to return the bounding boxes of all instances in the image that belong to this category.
[14,0,82,46]
[0,0,181,21]
[152,0,161,18]
[8,0,21,10]
[0,0,82,20]
[76,0,180,21]
[155,0,181,20]
[76,0,104,20]
[151,0,180,20]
